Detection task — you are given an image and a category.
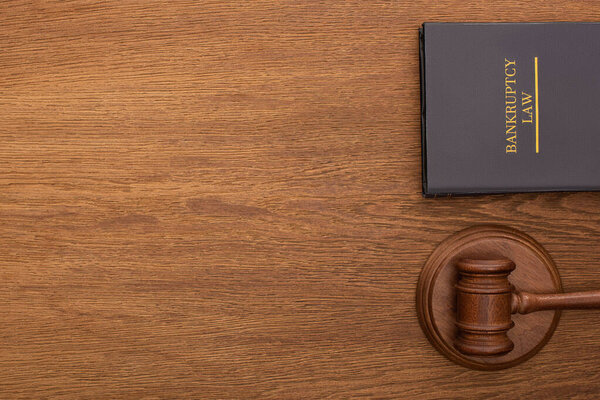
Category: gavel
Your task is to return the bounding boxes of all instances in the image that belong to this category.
[454,258,600,357]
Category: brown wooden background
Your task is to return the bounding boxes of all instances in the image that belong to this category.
[2,1,600,398]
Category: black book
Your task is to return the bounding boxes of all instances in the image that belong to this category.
[420,22,600,196]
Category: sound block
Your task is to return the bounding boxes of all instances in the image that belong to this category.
[416,225,562,370]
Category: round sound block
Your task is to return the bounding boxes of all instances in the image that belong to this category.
[416,225,562,370]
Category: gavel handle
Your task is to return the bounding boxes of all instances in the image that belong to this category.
[512,290,600,314]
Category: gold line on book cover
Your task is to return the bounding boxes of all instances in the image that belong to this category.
[535,56,539,154]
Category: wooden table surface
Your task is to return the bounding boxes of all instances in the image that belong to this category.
[2,1,600,398]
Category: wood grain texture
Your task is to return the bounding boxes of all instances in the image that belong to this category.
[2,1,600,398]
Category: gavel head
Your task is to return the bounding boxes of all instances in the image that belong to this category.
[454,258,516,356]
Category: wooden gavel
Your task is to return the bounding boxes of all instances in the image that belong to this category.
[454,258,600,357]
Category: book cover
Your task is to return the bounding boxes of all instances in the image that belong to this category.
[420,22,600,196]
